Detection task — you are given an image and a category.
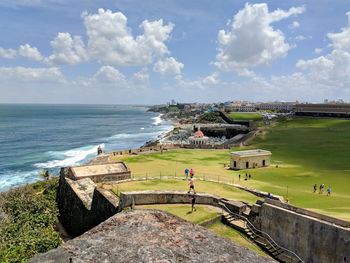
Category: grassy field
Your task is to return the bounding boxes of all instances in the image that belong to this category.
[137,204,220,224]
[114,117,350,220]
[206,221,269,257]
[111,179,259,204]
[228,112,263,121]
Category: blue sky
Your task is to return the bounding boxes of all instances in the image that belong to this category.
[0,0,350,104]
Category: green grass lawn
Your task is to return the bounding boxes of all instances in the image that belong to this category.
[137,204,220,224]
[115,117,350,220]
[111,179,259,204]
[228,112,263,121]
[206,221,269,258]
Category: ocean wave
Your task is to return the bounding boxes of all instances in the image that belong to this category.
[106,131,164,141]
[0,170,40,192]
[34,144,105,169]
[152,114,163,125]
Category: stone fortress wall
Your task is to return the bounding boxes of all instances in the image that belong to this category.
[57,174,350,263]
[252,199,350,263]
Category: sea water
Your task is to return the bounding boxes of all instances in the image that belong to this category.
[0,104,172,191]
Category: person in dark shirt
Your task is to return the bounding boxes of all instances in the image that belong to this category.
[191,194,197,212]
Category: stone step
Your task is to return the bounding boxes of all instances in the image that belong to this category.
[229,219,247,230]
[276,252,298,263]
[242,207,251,217]
[272,248,284,257]
[254,237,268,247]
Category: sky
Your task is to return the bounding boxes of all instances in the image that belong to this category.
[0,0,350,104]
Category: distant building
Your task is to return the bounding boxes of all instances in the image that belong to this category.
[62,161,131,183]
[231,105,256,112]
[189,129,209,145]
[230,149,271,170]
[256,102,297,112]
[294,103,350,118]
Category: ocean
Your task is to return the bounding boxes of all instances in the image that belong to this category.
[0,104,172,192]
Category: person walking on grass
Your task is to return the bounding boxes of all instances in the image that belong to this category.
[188,176,196,194]
[238,174,241,181]
[191,194,197,212]
[184,168,189,179]
[190,168,194,177]
[319,183,323,194]
[313,184,317,193]
[327,186,332,196]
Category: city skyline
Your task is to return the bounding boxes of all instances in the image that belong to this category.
[0,0,350,104]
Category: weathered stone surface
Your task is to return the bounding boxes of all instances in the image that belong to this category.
[257,202,350,263]
[56,175,118,237]
[31,210,276,263]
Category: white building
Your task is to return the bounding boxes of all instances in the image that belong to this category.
[230,149,271,170]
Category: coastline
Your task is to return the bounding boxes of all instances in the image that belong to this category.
[141,112,176,148]
[0,105,173,192]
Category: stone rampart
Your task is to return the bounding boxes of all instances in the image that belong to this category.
[118,190,223,211]
[56,175,350,263]
[265,198,350,228]
[56,175,118,237]
[255,201,350,263]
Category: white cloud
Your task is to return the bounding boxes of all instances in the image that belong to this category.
[296,12,350,89]
[79,65,151,90]
[1,8,176,70]
[215,3,305,73]
[82,8,174,66]
[0,45,43,61]
[295,35,306,41]
[47,32,87,65]
[92,65,126,83]
[0,67,64,82]
[202,72,219,85]
[314,48,323,54]
[327,12,350,52]
[132,68,149,84]
[19,44,43,61]
[153,57,184,75]
[289,21,300,29]
[0,47,17,59]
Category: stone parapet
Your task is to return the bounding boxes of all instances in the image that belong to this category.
[257,201,350,263]
[265,198,350,228]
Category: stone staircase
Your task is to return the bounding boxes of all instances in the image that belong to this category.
[222,212,304,263]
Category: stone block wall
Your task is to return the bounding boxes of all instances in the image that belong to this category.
[256,202,350,263]
[56,175,118,237]
[118,191,223,211]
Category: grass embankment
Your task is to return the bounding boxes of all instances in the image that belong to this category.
[228,112,263,121]
[111,179,259,204]
[206,221,268,257]
[137,204,220,224]
[250,117,350,219]
[114,117,350,220]
[0,179,60,262]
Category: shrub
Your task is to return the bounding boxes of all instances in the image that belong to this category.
[0,179,61,262]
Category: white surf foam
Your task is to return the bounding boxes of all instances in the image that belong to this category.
[0,170,39,192]
[34,144,105,169]
[106,132,162,141]
[152,114,163,125]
